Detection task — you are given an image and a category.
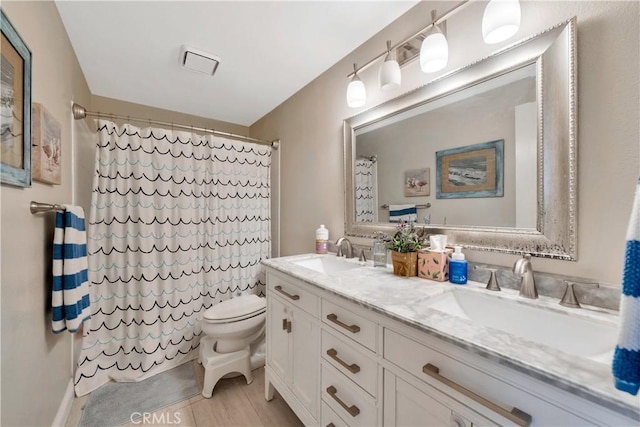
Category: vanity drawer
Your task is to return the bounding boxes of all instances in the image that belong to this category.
[268,273,318,316]
[322,299,377,351]
[383,328,594,426]
[321,362,377,427]
[321,401,349,427]
[321,329,378,397]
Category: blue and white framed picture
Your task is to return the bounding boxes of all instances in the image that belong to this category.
[1,9,32,187]
[436,140,504,199]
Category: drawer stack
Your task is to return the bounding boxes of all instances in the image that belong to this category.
[320,299,378,426]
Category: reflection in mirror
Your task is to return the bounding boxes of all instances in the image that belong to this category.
[356,63,537,229]
[344,18,577,260]
[354,155,378,222]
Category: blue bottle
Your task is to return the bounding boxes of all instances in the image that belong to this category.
[449,246,468,285]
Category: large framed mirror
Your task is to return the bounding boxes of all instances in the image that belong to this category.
[344,18,577,260]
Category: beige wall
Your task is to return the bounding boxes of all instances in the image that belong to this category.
[0,1,92,425]
[251,0,640,285]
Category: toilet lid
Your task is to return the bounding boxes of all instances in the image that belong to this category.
[203,294,266,321]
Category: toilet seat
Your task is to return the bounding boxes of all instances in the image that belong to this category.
[204,294,266,323]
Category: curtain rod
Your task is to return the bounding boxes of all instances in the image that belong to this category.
[347,0,471,78]
[71,103,279,149]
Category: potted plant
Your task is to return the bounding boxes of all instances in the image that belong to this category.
[384,222,426,277]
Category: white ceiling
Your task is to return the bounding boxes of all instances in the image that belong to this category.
[55,1,420,127]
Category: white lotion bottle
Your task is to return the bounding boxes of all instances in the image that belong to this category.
[315,225,329,254]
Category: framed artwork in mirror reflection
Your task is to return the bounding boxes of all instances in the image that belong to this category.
[404,168,430,197]
[436,139,504,199]
[1,10,32,187]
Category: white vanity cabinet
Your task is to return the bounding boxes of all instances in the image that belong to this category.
[383,370,484,427]
[264,264,637,427]
[265,273,319,425]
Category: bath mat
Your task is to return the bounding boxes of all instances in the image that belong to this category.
[80,362,199,427]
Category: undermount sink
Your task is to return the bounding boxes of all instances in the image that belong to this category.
[425,289,618,362]
[291,255,363,275]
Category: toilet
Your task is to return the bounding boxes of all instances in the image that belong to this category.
[198,294,266,398]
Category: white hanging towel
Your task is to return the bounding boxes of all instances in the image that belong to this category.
[51,205,91,333]
[389,204,417,223]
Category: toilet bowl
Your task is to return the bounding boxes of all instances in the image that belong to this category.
[199,294,266,398]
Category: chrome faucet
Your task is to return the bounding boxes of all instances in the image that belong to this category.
[335,237,354,259]
[513,254,538,299]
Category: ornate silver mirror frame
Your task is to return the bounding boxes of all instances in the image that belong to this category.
[344,18,577,260]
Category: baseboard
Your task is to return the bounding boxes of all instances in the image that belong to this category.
[52,379,74,427]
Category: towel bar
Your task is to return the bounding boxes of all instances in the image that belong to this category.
[381,203,431,210]
[30,201,65,214]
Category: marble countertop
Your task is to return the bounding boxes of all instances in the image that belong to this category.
[262,253,640,421]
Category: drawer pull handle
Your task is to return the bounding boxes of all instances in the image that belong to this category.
[285,320,292,333]
[422,364,532,427]
[326,348,360,374]
[274,285,300,301]
[326,313,361,333]
[326,424,336,427]
[326,385,360,418]
[282,318,288,330]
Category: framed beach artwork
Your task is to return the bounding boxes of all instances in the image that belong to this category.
[32,103,62,184]
[1,10,32,187]
[404,168,430,197]
[436,140,504,199]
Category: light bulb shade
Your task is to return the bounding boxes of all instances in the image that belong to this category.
[420,30,448,73]
[482,0,521,44]
[347,76,366,108]
[379,57,401,91]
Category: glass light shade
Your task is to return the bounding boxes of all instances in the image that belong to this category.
[482,0,521,44]
[347,76,366,108]
[420,30,448,73]
[379,56,401,91]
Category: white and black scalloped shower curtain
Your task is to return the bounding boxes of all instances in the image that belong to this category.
[355,159,376,223]
[74,120,270,396]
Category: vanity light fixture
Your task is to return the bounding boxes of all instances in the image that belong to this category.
[482,0,521,44]
[347,63,366,108]
[379,40,401,91]
[420,10,449,73]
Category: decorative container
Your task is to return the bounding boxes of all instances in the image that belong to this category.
[391,251,418,277]
[418,248,453,282]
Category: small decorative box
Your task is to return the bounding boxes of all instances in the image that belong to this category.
[418,248,453,282]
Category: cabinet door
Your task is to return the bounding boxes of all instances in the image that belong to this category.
[384,370,471,427]
[290,305,319,418]
[267,295,290,382]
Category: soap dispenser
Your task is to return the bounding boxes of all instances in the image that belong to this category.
[449,246,468,285]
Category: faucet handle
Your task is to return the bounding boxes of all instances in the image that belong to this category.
[474,265,501,292]
[560,281,599,308]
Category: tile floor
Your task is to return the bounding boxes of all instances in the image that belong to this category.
[65,361,303,427]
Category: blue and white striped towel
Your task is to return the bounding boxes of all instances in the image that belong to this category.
[52,205,91,333]
[612,178,640,395]
[389,204,417,223]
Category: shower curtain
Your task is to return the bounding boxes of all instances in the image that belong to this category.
[355,159,376,222]
[74,120,271,396]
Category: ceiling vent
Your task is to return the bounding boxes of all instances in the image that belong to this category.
[181,46,220,76]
